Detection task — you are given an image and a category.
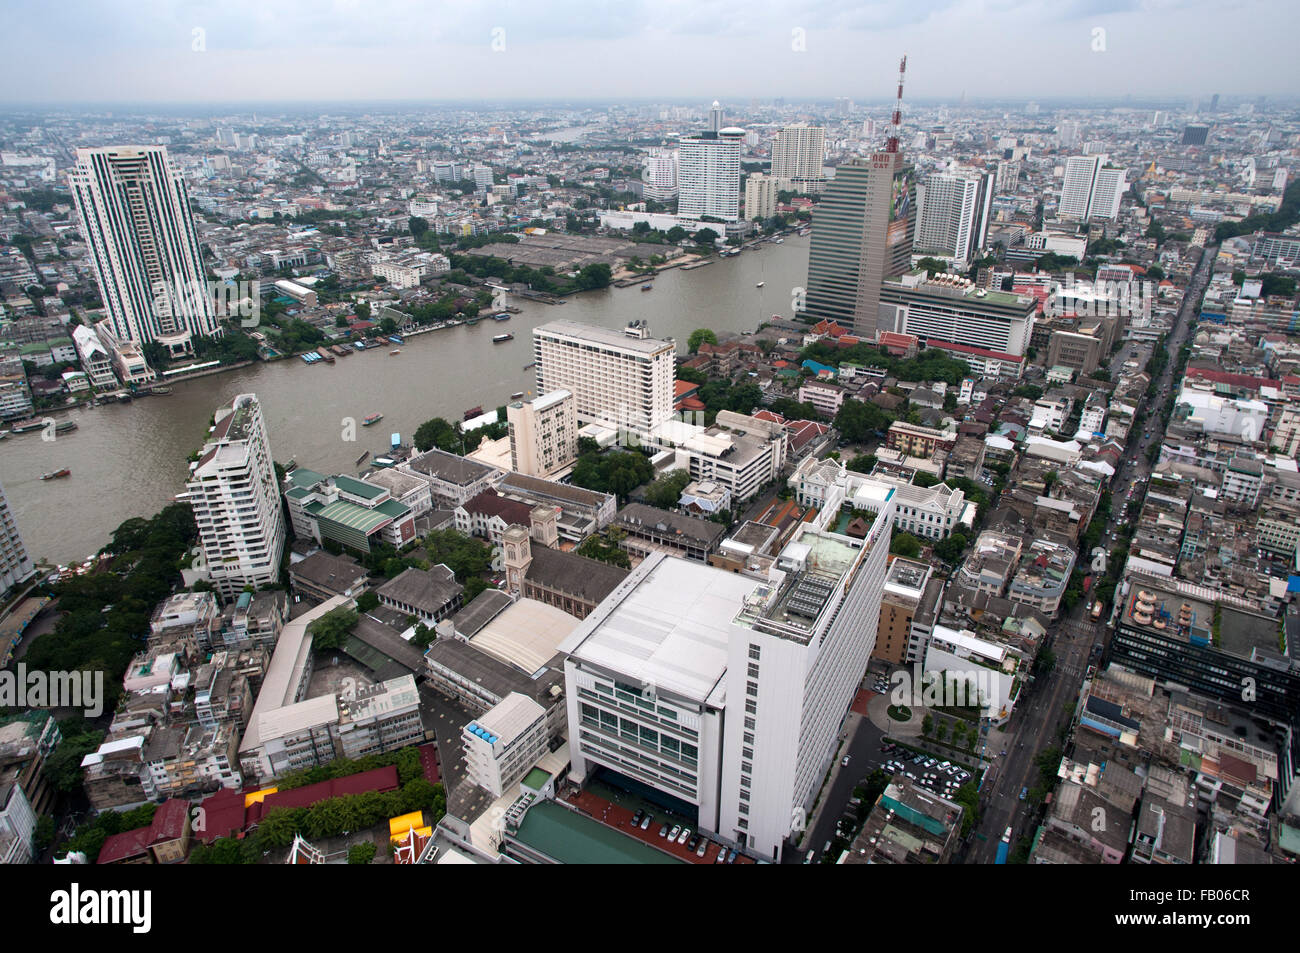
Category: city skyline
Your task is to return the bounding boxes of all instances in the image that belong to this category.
[0,0,1296,104]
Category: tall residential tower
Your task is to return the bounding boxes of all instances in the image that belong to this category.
[69,145,219,359]
[186,394,285,599]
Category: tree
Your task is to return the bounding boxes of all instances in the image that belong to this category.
[915,257,948,276]
[574,263,612,291]
[575,532,632,569]
[355,590,380,612]
[933,533,968,565]
[354,301,372,321]
[413,417,460,453]
[308,607,358,650]
[408,216,428,238]
[692,227,719,246]
[890,533,921,558]
[666,226,688,243]
[348,842,378,864]
[644,469,691,509]
[835,399,891,443]
[687,328,718,354]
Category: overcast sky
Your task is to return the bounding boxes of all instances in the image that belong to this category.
[1,0,1294,105]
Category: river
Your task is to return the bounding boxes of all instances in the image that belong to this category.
[1,234,809,565]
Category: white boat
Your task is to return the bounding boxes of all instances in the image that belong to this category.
[755,282,765,288]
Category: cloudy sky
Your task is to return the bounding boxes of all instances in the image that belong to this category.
[1,0,1293,104]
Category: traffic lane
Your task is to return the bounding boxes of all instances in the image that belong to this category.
[797,712,886,863]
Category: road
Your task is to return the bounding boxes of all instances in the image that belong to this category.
[783,705,885,863]
[963,246,1214,863]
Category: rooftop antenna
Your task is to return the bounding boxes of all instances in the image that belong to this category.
[886,55,907,154]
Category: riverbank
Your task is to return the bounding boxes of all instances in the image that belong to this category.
[5,232,811,565]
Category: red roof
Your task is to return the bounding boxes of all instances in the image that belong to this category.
[148,798,190,842]
[678,397,706,412]
[97,826,153,864]
[752,410,785,424]
[674,379,699,399]
[249,765,401,823]
[925,339,1023,363]
[195,788,248,843]
[462,489,534,525]
[1185,368,1271,392]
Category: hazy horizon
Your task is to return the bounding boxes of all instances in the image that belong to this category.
[1,0,1295,105]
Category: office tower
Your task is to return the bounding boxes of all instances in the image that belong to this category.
[1056,120,1081,148]
[562,497,895,861]
[677,128,744,221]
[861,118,876,139]
[803,152,915,339]
[69,146,219,359]
[186,394,285,600]
[1182,123,1210,146]
[641,151,679,200]
[1209,93,1220,112]
[533,320,676,431]
[507,389,578,479]
[771,123,826,193]
[0,481,34,598]
[913,169,992,267]
[472,165,494,191]
[744,173,779,222]
[708,100,723,133]
[1059,154,1125,222]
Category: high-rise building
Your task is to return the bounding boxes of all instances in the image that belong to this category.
[641,151,678,201]
[187,394,286,600]
[913,169,993,267]
[880,271,1036,357]
[1056,120,1081,148]
[803,152,916,339]
[1059,154,1125,222]
[744,173,779,222]
[0,481,34,598]
[771,123,826,193]
[507,389,578,479]
[995,159,1020,193]
[708,100,724,133]
[677,128,744,222]
[1182,123,1210,146]
[69,146,219,359]
[472,165,494,191]
[561,496,895,861]
[533,321,676,431]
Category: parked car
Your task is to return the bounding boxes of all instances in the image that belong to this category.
[1019,787,1028,801]
[687,834,700,852]
[696,840,708,858]
[677,827,691,845]
[841,756,851,766]
[640,814,653,831]
[668,824,681,841]
[631,809,644,826]
[659,823,670,838]
[727,848,738,864]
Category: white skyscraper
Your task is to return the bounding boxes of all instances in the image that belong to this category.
[0,481,34,599]
[913,169,992,266]
[1060,154,1126,222]
[187,394,285,599]
[745,173,779,222]
[641,151,679,200]
[771,123,826,193]
[69,146,219,359]
[677,128,744,222]
[533,320,676,431]
[561,491,895,861]
[708,100,724,132]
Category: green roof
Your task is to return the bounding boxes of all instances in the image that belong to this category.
[334,474,386,500]
[315,499,393,534]
[511,800,684,865]
[286,467,327,489]
[522,768,551,790]
[374,498,411,519]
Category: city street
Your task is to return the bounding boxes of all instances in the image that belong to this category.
[963,245,1214,863]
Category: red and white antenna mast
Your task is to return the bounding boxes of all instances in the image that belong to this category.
[886,55,907,154]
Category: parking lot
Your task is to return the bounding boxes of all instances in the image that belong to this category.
[878,746,973,799]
